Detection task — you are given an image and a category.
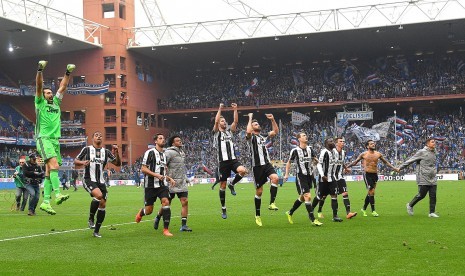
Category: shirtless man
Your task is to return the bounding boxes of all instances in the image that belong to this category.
[346,140,399,217]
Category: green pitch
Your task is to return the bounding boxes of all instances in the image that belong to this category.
[0,181,464,275]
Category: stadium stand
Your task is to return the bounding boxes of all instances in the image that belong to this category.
[159,55,465,110]
[161,108,465,178]
[0,104,34,137]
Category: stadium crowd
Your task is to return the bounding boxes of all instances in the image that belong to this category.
[159,55,465,110]
[0,109,464,180]
[165,108,465,177]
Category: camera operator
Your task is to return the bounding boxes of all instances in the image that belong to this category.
[23,154,45,216]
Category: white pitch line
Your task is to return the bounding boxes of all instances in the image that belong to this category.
[0,219,156,243]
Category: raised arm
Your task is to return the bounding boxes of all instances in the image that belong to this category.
[230,103,239,132]
[213,103,224,132]
[379,153,397,171]
[346,152,364,168]
[379,153,397,170]
[55,64,75,101]
[266,113,278,138]
[246,113,253,139]
[36,60,48,98]
[110,145,121,167]
[398,150,424,171]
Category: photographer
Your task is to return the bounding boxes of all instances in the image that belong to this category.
[23,154,45,216]
[13,158,29,212]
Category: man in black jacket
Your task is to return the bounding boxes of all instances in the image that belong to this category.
[70,169,78,191]
[23,154,45,216]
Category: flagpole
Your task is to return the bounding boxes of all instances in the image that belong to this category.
[334,117,337,137]
[394,110,397,162]
[279,119,282,161]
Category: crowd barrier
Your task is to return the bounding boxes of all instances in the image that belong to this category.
[343,173,459,182]
[0,174,459,190]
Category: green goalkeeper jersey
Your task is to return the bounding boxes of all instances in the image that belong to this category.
[35,95,62,138]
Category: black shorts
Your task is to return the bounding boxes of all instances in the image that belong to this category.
[214,167,220,182]
[170,191,188,199]
[144,186,170,206]
[363,172,378,190]
[295,174,313,195]
[83,179,108,200]
[336,178,348,194]
[219,160,242,181]
[253,163,277,188]
[316,181,338,198]
[311,175,317,189]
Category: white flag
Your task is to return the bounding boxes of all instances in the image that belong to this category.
[371,121,391,138]
[348,124,380,142]
[291,111,310,126]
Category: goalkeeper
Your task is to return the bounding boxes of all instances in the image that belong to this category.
[35,60,75,215]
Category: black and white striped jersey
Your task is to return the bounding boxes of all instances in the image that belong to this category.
[317,148,336,182]
[332,148,345,181]
[213,128,237,162]
[141,148,166,188]
[288,146,316,175]
[247,133,270,167]
[76,146,116,184]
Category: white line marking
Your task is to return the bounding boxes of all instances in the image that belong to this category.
[0,218,166,242]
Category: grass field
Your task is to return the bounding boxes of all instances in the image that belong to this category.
[0,180,464,275]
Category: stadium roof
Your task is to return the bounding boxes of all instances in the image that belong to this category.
[0,17,101,62]
[0,0,105,63]
[129,18,465,71]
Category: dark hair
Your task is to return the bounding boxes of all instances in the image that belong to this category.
[153,133,164,141]
[167,135,181,147]
[43,86,53,92]
[336,137,345,142]
[425,137,435,144]
[365,140,374,148]
[296,132,306,139]
[251,119,258,124]
[324,137,333,147]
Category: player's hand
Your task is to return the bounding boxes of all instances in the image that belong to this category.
[219,103,224,108]
[168,177,176,186]
[265,113,274,120]
[83,160,90,166]
[248,113,253,118]
[231,103,237,108]
[283,174,288,183]
[394,168,400,173]
[322,176,328,182]
[112,144,119,152]
[344,167,352,174]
